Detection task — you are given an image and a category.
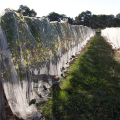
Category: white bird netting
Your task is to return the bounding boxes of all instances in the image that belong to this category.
[101,28,120,50]
[0,10,95,119]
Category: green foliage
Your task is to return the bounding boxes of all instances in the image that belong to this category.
[24,17,42,43]
[39,34,120,120]
[47,12,66,21]
[75,11,120,29]
[1,12,28,81]
[45,10,120,28]
[16,5,37,17]
[46,12,75,25]
[116,13,120,19]
[67,17,74,25]
[75,10,92,26]
[1,12,18,52]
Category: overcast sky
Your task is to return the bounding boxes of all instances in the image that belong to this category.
[0,0,120,19]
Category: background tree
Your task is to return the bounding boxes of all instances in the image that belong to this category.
[114,18,120,27]
[47,12,63,21]
[46,12,75,24]
[67,17,75,24]
[15,6,120,28]
[16,5,37,17]
[75,10,120,29]
[116,13,120,19]
[75,10,92,26]
[106,15,114,27]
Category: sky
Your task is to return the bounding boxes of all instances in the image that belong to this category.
[0,0,120,19]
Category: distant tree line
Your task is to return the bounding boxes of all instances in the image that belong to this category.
[46,11,120,29]
[15,5,120,29]
[75,10,120,29]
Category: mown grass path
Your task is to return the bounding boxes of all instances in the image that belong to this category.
[39,34,120,120]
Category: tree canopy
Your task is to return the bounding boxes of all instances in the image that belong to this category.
[75,11,120,29]
[16,5,37,17]
[75,10,92,26]
[47,12,66,21]
[47,11,120,28]
[116,13,120,19]
[47,12,75,24]
[15,6,120,29]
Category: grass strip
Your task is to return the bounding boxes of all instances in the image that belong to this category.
[38,33,120,120]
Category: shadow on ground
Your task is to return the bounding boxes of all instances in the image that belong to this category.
[39,33,120,120]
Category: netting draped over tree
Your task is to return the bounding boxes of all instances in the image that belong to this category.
[101,28,120,50]
[0,10,95,119]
